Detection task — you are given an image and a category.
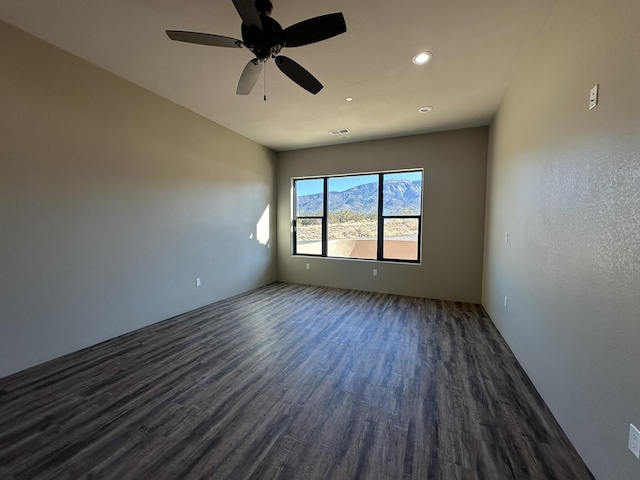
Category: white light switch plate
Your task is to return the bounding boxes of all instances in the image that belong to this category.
[629,424,640,459]
[589,84,599,110]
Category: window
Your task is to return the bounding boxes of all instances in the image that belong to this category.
[293,170,423,262]
[294,178,324,255]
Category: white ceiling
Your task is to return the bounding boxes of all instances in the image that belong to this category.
[0,0,557,151]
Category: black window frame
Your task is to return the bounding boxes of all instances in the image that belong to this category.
[292,170,423,263]
[292,177,328,257]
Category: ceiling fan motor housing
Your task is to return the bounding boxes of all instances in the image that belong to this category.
[241,15,284,61]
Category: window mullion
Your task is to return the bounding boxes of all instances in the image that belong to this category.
[293,218,297,255]
[322,177,328,257]
[377,173,383,261]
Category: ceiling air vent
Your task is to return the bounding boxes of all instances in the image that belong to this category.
[329,128,350,136]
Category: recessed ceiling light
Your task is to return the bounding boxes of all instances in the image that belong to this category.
[412,51,433,65]
[418,106,433,113]
[345,97,353,102]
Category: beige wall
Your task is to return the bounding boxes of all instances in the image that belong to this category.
[277,128,488,303]
[0,21,277,378]
[483,0,640,478]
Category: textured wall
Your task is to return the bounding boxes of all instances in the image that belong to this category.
[0,21,277,378]
[277,128,488,303]
[483,0,640,478]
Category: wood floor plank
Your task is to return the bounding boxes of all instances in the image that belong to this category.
[0,282,594,479]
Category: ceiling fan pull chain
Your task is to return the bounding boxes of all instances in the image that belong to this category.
[264,61,267,101]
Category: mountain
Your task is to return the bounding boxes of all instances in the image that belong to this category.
[297,179,422,216]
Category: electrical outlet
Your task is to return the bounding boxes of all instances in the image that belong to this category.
[373,269,378,276]
[196,278,201,287]
[504,296,508,308]
[629,424,640,459]
[305,263,310,270]
[505,232,509,243]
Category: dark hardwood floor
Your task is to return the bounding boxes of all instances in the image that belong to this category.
[0,282,594,480]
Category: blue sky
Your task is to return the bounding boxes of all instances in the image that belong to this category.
[296,171,422,196]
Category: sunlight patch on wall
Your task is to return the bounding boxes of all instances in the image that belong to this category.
[256,205,270,246]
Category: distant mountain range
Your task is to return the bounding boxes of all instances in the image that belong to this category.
[297,179,422,216]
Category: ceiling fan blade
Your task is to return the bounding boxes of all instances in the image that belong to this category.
[236,59,263,95]
[283,13,346,47]
[231,0,262,30]
[275,56,323,94]
[166,31,243,48]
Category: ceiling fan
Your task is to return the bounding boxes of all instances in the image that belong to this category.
[166,0,347,96]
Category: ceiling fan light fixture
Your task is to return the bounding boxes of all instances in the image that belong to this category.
[412,51,432,65]
[345,97,353,102]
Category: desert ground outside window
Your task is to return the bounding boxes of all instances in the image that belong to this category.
[292,170,423,262]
